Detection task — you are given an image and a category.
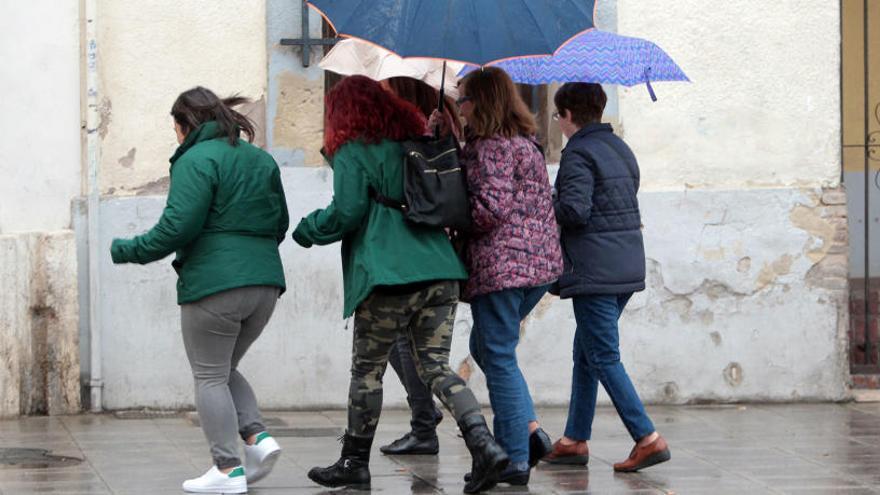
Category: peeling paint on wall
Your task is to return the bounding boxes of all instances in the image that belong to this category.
[117,148,136,169]
[97,98,112,139]
[724,362,744,387]
[238,96,268,149]
[791,203,837,263]
[755,254,795,291]
[133,176,170,196]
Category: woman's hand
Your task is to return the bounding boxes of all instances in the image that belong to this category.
[427,109,450,136]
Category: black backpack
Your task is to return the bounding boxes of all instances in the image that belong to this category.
[371,134,471,231]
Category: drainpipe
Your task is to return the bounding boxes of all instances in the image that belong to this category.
[84,0,103,412]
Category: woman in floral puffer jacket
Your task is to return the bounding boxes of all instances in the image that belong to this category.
[438,67,563,485]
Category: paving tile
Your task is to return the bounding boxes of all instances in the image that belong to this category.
[3,405,880,493]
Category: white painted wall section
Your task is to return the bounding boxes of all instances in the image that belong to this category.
[0,0,82,233]
[616,0,841,191]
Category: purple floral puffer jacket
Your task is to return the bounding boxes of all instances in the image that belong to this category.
[462,135,563,299]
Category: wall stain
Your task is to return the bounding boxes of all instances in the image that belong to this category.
[662,382,680,401]
[117,148,136,169]
[724,362,744,387]
[133,176,170,195]
[97,98,112,139]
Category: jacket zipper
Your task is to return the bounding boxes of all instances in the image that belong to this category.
[421,167,462,174]
[408,148,458,163]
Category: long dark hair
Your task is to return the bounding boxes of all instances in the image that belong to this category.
[171,86,256,145]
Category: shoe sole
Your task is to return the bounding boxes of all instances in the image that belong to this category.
[500,472,530,486]
[247,449,281,484]
[614,449,671,472]
[307,472,371,491]
[182,485,247,494]
[464,456,509,494]
[542,454,590,466]
[380,448,439,456]
[308,479,371,491]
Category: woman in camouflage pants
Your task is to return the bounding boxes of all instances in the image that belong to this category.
[292,76,509,494]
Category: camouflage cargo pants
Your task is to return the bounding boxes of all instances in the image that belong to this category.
[348,280,481,438]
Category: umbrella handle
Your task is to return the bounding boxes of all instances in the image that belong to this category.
[645,67,658,102]
[435,61,447,139]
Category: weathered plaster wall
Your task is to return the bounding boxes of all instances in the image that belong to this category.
[616,0,841,190]
[95,171,848,409]
[0,1,83,417]
[83,0,850,411]
[0,233,80,418]
[0,0,82,233]
[96,0,268,194]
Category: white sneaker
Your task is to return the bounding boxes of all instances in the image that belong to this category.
[182,465,247,494]
[244,432,282,484]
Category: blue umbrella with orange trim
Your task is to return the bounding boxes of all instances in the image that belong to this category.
[307,0,597,67]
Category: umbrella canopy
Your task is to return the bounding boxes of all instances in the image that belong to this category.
[306,0,597,66]
[460,30,689,87]
[319,39,464,97]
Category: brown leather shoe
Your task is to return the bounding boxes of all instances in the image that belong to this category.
[613,435,671,472]
[541,439,589,465]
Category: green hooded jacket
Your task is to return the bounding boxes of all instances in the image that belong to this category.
[292,139,467,318]
[111,121,288,304]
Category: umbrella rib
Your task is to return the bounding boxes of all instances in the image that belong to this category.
[519,1,555,56]
[469,0,485,65]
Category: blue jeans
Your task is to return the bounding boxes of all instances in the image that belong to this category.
[469,285,549,463]
[565,294,655,442]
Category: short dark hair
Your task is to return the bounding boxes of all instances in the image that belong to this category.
[553,83,607,126]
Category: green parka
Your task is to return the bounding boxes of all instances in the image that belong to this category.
[111,121,288,304]
[293,139,467,317]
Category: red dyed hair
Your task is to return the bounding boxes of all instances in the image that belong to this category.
[324,75,427,157]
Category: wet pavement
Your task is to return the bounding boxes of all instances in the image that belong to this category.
[1,403,879,494]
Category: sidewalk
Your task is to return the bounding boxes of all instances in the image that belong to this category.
[0,403,879,494]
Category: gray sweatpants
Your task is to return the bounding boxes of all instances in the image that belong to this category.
[180,285,280,469]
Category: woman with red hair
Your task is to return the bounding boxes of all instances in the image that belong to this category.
[293,75,509,494]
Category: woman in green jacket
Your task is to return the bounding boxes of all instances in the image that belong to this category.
[293,75,509,494]
[111,87,287,494]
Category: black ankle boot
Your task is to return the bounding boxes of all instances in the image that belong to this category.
[458,414,510,494]
[307,433,372,490]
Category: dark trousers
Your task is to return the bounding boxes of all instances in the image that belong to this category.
[388,334,441,438]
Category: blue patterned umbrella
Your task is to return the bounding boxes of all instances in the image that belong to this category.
[307,0,596,66]
[461,30,689,100]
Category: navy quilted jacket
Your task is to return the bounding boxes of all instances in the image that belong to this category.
[553,123,646,297]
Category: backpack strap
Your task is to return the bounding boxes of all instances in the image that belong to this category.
[368,186,408,212]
